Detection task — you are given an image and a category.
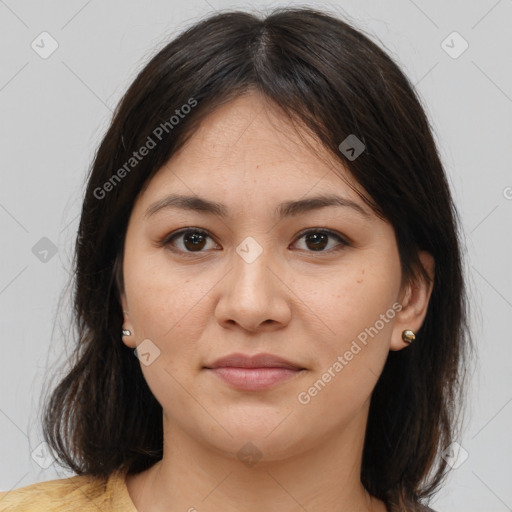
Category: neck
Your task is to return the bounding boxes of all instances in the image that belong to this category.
[126,404,387,512]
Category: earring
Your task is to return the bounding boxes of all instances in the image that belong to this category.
[402,329,415,344]
[122,329,132,336]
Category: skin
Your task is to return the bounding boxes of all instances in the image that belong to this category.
[120,90,434,512]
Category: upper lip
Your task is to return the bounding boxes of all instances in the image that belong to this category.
[205,352,305,370]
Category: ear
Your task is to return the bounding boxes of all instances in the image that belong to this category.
[390,251,435,351]
[120,292,136,348]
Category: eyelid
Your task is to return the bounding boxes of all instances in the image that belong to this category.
[292,227,350,248]
[161,227,350,255]
[161,227,219,254]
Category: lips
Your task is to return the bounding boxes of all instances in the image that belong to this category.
[204,352,305,370]
[204,352,306,391]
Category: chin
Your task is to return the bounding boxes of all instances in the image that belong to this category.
[197,419,306,462]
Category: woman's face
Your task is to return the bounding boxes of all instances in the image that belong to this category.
[120,91,430,462]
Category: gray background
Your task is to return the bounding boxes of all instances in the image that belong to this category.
[0,1,511,511]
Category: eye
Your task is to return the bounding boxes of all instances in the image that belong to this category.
[162,228,218,254]
[161,227,349,255]
[292,228,349,253]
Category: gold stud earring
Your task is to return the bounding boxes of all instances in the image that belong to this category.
[402,329,415,344]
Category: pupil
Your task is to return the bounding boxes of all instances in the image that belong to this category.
[307,232,327,251]
[181,231,329,252]
[184,232,206,251]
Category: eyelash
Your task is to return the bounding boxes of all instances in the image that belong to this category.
[160,227,350,256]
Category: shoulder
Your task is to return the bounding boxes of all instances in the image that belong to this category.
[0,470,127,512]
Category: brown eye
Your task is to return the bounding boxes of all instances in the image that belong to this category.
[294,229,349,253]
[182,231,207,251]
[304,232,328,251]
[162,227,349,256]
[164,229,217,253]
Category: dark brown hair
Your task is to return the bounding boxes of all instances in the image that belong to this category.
[41,6,472,511]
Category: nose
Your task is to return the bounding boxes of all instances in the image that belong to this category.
[214,241,292,333]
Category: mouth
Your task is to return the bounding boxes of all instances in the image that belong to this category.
[203,352,306,391]
[204,367,306,390]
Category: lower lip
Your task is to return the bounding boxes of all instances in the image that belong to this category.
[206,367,304,390]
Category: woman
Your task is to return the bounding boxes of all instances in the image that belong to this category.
[0,6,471,512]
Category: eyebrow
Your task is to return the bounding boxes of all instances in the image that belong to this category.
[144,193,371,221]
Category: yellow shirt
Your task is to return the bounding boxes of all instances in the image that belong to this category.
[0,470,439,512]
[0,467,138,511]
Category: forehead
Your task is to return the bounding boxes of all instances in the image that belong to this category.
[137,91,368,211]
[176,91,335,172]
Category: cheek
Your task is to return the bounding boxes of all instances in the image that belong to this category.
[123,249,225,410]
[295,251,401,405]
[124,245,209,338]
[295,287,396,426]
[302,257,401,351]
[123,250,211,410]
